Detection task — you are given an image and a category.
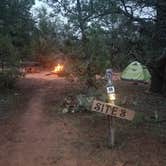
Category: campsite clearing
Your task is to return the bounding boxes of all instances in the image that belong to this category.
[0,72,166,166]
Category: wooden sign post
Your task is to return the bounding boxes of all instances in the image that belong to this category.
[91,69,135,148]
[107,101,115,148]
[105,69,116,148]
[91,100,135,121]
[91,100,135,148]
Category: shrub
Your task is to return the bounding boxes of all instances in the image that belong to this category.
[0,69,23,89]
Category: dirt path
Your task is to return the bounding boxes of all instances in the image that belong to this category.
[0,76,80,166]
[0,73,166,166]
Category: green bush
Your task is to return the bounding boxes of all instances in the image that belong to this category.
[0,69,22,89]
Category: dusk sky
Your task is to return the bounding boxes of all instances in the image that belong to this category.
[31,0,51,16]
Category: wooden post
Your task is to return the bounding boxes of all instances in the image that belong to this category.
[107,100,115,148]
[91,99,135,148]
[105,68,116,148]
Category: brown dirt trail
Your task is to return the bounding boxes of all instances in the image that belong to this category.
[0,73,165,166]
[0,77,80,166]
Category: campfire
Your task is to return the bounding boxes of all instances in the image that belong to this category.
[46,63,66,76]
[52,64,64,74]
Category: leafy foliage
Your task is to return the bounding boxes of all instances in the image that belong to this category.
[0,0,35,59]
[0,0,35,88]
[45,0,156,70]
[1,0,165,93]
[0,69,23,89]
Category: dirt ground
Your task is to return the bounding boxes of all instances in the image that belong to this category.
[0,72,166,166]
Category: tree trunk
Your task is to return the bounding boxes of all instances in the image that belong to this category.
[150,54,166,94]
[150,0,166,96]
[156,1,166,48]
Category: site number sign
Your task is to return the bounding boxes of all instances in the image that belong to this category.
[92,100,135,121]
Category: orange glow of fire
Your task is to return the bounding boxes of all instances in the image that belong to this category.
[52,64,64,73]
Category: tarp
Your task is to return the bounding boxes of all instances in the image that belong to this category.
[121,61,151,82]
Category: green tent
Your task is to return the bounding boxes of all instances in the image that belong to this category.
[121,61,151,82]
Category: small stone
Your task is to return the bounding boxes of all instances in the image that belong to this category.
[62,108,69,113]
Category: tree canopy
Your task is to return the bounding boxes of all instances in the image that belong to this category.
[0,0,35,65]
[0,0,166,94]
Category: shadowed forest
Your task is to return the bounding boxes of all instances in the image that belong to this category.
[0,0,166,166]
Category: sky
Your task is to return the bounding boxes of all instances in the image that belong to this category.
[31,0,155,23]
[31,0,51,16]
[31,0,68,24]
[34,0,46,8]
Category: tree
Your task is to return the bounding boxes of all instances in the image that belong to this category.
[149,0,166,96]
[45,0,166,95]
[0,0,35,88]
[0,35,18,69]
[32,6,66,68]
[47,0,91,59]
[0,0,35,61]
